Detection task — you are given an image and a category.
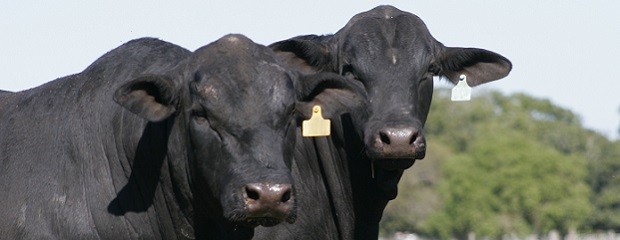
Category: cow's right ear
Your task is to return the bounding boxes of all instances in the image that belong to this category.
[114,75,179,122]
[296,72,367,120]
[269,35,336,73]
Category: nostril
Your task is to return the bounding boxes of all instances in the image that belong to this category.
[379,131,391,144]
[246,186,260,201]
[410,132,418,145]
[281,189,291,203]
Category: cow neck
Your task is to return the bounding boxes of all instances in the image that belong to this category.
[310,114,359,240]
[114,112,196,239]
[339,114,392,240]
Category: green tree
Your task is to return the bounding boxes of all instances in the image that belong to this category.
[586,138,620,231]
[422,131,592,239]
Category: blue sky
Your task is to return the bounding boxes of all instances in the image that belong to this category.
[1,1,618,139]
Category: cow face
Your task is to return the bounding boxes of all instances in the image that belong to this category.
[270,5,512,171]
[114,35,365,227]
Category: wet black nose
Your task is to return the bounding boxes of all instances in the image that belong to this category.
[379,127,417,146]
[372,126,426,159]
[243,183,294,222]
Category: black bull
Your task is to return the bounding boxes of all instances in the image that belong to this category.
[254,5,512,240]
[0,35,364,239]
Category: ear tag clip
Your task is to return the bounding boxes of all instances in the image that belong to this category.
[302,105,331,137]
[451,74,472,102]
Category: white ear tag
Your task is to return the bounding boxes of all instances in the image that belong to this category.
[302,105,331,137]
[451,74,472,102]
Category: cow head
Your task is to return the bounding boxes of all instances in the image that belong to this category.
[271,5,511,197]
[114,35,364,228]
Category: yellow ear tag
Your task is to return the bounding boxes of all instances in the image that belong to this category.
[302,105,331,137]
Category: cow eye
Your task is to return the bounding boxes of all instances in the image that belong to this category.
[428,63,440,75]
[192,110,208,124]
[194,116,207,124]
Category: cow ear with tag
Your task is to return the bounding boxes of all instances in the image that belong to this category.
[295,72,367,138]
[438,47,512,86]
[296,72,366,120]
[114,75,179,122]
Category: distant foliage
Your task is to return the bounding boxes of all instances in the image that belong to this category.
[380,89,620,238]
[586,138,620,231]
[423,132,591,238]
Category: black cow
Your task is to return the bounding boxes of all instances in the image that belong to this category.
[0,35,363,239]
[255,5,512,240]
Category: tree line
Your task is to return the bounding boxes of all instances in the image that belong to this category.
[380,89,620,239]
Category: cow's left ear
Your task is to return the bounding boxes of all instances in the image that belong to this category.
[296,72,367,119]
[438,47,512,86]
[114,75,179,122]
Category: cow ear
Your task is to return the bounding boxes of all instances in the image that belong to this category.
[270,35,336,73]
[296,72,367,119]
[114,75,179,122]
[438,47,512,86]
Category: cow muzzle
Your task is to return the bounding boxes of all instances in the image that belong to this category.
[241,183,296,227]
[366,126,426,170]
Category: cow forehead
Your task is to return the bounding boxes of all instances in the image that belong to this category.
[342,16,434,53]
[195,60,293,97]
[339,13,437,79]
[193,34,279,67]
[345,5,423,28]
[188,34,297,128]
[191,63,296,123]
